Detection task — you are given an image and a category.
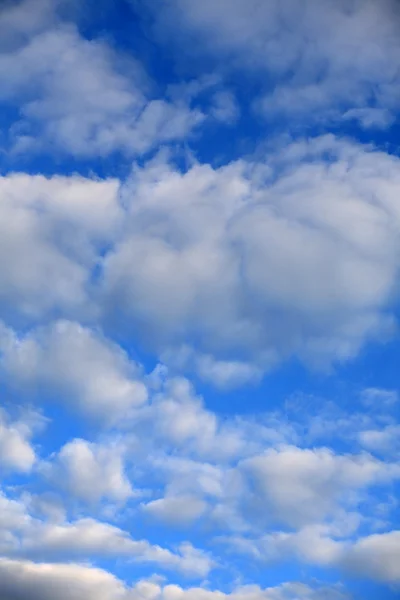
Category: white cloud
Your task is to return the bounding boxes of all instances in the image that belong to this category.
[240,446,399,528]
[147,377,244,459]
[0,559,128,600]
[142,496,207,527]
[359,425,400,455]
[0,173,120,323]
[0,492,30,554]
[0,408,38,473]
[192,353,262,389]
[0,320,148,421]
[102,136,400,376]
[222,526,400,585]
[343,530,400,584]
[0,558,350,600]
[21,517,213,577]
[0,1,204,157]
[41,438,133,504]
[0,485,214,579]
[144,0,400,123]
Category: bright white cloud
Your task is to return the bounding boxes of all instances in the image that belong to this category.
[0,320,147,421]
[0,2,398,597]
[0,486,214,578]
[102,136,400,376]
[41,438,133,504]
[142,496,207,527]
[0,173,120,323]
[359,425,400,456]
[240,445,399,528]
[21,517,213,577]
[222,525,400,585]
[0,408,39,472]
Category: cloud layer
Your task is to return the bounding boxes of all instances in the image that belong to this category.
[0,1,399,600]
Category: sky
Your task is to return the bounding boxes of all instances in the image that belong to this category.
[0,1,399,599]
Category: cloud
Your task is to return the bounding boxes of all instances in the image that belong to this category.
[40,438,133,504]
[342,530,400,584]
[142,0,400,124]
[0,172,120,324]
[240,445,399,528]
[0,320,147,421]
[0,408,39,473]
[0,486,214,578]
[20,517,213,577]
[209,91,239,125]
[0,0,204,158]
[142,496,207,527]
[0,559,128,600]
[0,558,350,600]
[102,136,400,377]
[359,425,400,456]
[223,525,400,585]
[145,377,245,459]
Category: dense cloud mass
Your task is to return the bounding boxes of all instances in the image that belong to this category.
[0,1,399,600]
[102,137,400,378]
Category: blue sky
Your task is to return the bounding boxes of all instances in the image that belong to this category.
[0,1,399,599]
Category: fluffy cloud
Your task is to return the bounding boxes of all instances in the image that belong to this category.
[0,173,120,323]
[0,320,147,421]
[142,495,207,527]
[102,136,400,377]
[240,445,399,528]
[3,138,400,384]
[223,525,400,586]
[0,408,38,472]
[0,2,398,598]
[144,377,245,459]
[21,518,213,577]
[0,487,213,578]
[0,0,204,157]
[359,425,400,456]
[142,0,400,123]
[0,559,127,600]
[0,558,350,600]
[343,530,400,584]
[40,438,133,503]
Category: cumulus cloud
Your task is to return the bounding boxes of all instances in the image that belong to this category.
[0,408,39,472]
[142,0,400,124]
[0,559,127,600]
[0,2,398,597]
[342,530,400,584]
[0,486,214,578]
[0,0,204,157]
[102,136,400,377]
[20,517,213,577]
[40,438,133,504]
[141,495,207,527]
[359,425,400,456]
[0,320,147,421]
[0,558,350,600]
[240,445,399,528]
[0,173,120,323]
[228,527,400,586]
